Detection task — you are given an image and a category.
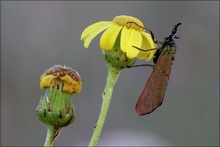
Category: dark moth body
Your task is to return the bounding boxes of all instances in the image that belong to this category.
[135,23,181,116]
[136,42,176,115]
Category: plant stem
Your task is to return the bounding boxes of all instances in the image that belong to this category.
[44,125,60,147]
[89,65,121,146]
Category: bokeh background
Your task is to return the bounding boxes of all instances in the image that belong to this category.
[1,1,219,146]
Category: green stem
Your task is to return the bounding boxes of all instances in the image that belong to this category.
[44,125,61,147]
[89,65,121,146]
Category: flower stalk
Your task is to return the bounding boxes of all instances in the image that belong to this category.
[81,15,157,146]
[89,65,121,146]
[89,33,135,146]
[44,125,61,147]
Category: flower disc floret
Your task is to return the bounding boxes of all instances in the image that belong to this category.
[40,65,82,94]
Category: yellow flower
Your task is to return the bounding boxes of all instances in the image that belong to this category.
[81,15,157,61]
[40,65,82,94]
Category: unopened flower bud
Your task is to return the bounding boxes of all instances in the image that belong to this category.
[36,65,82,145]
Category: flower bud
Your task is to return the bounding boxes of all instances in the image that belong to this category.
[36,65,82,128]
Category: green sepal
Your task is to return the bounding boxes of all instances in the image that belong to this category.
[36,87,75,128]
[102,34,136,69]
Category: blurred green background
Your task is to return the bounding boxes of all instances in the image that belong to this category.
[1,1,219,146]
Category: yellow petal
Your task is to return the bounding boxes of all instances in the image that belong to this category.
[137,33,151,60]
[60,75,82,94]
[81,21,112,40]
[100,24,122,50]
[81,22,113,48]
[40,75,56,89]
[137,32,157,61]
[125,29,142,59]
[144,33,157,61]
[120,27,131,52]
[142,32,157,49]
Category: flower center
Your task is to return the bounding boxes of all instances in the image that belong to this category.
[113,15,145,31]
[40,65,82,94]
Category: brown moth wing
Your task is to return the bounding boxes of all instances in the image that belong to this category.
[135,48,173,116]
